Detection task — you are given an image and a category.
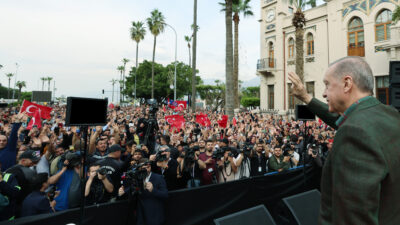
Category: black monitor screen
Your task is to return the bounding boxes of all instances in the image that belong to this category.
[65,97,108,126]
[295,104,315,121]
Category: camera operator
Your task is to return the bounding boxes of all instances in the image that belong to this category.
[177,147,206,188]
[136,105,159,154]
[150,147,179,191]
[98,144,124,198]
[282,143,299,169]
[85,163,114,205]
[119,160,168,225]
[305,143,324,168]
[268,145,290,172]
[216,147,237,183]
[199,140,217,185]
[249,142,269,177]
[233,143,251,180]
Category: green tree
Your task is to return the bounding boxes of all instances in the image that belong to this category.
[184,35,192,67]
[240,97,260,107]
[125,60,201,103]
[46,77,52,91]
[242,86,260,98]
[122,58,130,102]
[197,82,225,110]
[40,77,46,91]
[16,81,26,101]
[147,9,166,99]
[220,0,253,109]
[110,79,118,103]
[5,73,14,99]
[130,21,146,101]
[289,0,316,84]
[393,5,400,24]
[117,66,124,103]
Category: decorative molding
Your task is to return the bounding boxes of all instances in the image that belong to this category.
[305,57,315,63]
[375,46,386,52]
[305,25,317,32]
[342,0,398,18]
[265,35,276,42]
[287,60,295,65]
[266,24,276,31]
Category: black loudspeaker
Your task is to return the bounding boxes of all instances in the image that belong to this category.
[295,105,315,121]
[65,97,108,126]
[214,205,277,225]
[282,189,321,225]
[389,61,400,84]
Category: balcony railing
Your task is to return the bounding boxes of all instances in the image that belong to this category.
[348,46,365,57]
[257,58,276,71]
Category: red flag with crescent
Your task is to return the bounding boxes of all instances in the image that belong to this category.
[165,115,185,130]
[217,115,228,128]
[233,117,237,126]
[27,109,42,130]
[196,114,211,127]
[20,100,52,119]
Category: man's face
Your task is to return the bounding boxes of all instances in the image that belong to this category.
[133,152,142,161]
[323,67,346,113]
[97,140,107,152]
[206,142,213,152]
[21,158,34,167]
[0,135,7,149]
[142,164,151,174]
[274,148,282,157]
[256,144,263,153]
[55,147,64,156]
[199,141,205,148]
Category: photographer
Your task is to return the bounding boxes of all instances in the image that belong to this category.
[282,143,299,169]
[304,143,324,168]
[216,147,237,183]
[20,173,55,217]
[233,143,251,180]
[150,147,179,191]
[85,163,114,205]
[177,147,206,188]
[268,145,290,172]
[136,105,159,154]
[249,143,269,177]
[98,144,124,198]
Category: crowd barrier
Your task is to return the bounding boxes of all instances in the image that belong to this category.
[2,165,321,225]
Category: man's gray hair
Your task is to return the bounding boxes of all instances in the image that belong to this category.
[329,56,374,94]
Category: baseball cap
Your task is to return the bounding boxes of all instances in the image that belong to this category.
[19,150,41,162]
[108,144,122,153]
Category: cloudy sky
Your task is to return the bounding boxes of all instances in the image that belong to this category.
[0,0,263,101]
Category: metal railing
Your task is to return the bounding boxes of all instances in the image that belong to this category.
[257,58,276,71]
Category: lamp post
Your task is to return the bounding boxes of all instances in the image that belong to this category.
[164,23,177,101]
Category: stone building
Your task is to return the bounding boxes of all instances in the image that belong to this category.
[257,0,400,112]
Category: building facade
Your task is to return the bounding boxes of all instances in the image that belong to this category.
[258,0,400,112]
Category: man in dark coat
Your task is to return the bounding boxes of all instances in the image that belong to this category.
[289,56,400,225]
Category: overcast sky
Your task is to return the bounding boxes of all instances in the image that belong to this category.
[0,0,263,101]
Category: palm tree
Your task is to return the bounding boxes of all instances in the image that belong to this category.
[130,21,146,102]
[16,81,26,101]
[184,35,192,67]
[220,0,253,109]
[0,65,3,70]
[110,79,118,103]
[5,73,14,99]
[289,0,316,84]
[122,58,130,102]
[191,0,198,112]
[40,77,46,91]
[224,0,237,119]
[117,66,124,103]
[147,9,166,99]
[46,77,53,91]
[393,5,400,24]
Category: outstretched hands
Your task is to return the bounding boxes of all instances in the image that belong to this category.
[288,72,312,104]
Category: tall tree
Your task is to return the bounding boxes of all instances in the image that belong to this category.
[289,0,316,84]
[110,79,117,103]
[46,77,52,92]
[393,5,400,24]
[122,58,130,102]
[224,0,236,119]
[220,0,253,109]
[117,66,124,104]
[40,77,46,91]
[130,21,146,102]
[184,35,192,67]
[147,9,166,99]
[16,81,26,101]
[5,73,14,99]
[191,0,198,112]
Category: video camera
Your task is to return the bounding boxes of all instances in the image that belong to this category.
[212,147,235,160]
[155,150,168,162]
[126,162,150,194]
[147,99,158,118]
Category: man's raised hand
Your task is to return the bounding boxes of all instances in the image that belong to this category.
[288,72,312,104]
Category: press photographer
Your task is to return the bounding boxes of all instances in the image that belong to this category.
[234,143,252,180]
[215,147,237,183]
[177,147,206,188]
[282,143,299,169]
[84,163,114,205]
[136,100,159,154]
[150,147,179,191]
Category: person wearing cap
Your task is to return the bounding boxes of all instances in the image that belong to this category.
[98,144,124,198]
[0,166,20,221]
[5,150,40,207]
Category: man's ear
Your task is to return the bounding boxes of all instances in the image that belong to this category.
[343,75,353,93]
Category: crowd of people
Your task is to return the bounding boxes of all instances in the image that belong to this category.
[0,103,334,223]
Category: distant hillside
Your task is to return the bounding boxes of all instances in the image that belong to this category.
[202,76,260,88]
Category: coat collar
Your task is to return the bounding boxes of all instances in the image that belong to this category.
[335,96,379,128]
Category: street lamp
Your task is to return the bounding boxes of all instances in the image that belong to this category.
[164,23,177,101]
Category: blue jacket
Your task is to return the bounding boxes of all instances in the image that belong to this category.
[21,191,53,217]
[137,173,168,225]
[0,123,22,171]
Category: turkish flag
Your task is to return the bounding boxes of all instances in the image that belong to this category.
[109,103,115,109]
[20,100,52,119]
[165,115,185,130]
[169,100,187,110]
[196,114,211,127]
[27,110,42,130]
[233,117,237,126]
[218,115,228,128]
[176,101,187,109]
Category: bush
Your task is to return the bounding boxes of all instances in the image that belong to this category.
[241,97,260,107]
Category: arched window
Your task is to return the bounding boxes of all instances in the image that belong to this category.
[375,9,392,41]
[288,38,294,58]
[306,33,314,55]
[348,17,365,56]
[269,42,275,68]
